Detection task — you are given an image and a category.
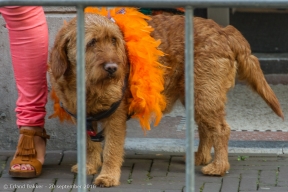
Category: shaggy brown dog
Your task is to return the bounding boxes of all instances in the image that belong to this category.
[49,13,284,187]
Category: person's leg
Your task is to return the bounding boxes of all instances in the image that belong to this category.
[0,6,48,173]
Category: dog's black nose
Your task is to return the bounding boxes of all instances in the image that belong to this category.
[104,63,118,74]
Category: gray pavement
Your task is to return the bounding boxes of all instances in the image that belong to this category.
[0,150,288,192]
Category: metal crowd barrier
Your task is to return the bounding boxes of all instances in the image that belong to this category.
[1,0,287,191]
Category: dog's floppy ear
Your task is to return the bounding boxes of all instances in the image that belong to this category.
[49,24,71,80]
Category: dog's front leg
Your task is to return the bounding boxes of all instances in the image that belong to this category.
[94,108,127,187]
[71,122,102,175]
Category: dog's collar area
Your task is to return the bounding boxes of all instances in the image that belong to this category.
[59,77,128,142]
[60,99,122,142]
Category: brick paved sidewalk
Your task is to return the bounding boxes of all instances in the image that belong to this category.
[0,151,287,192]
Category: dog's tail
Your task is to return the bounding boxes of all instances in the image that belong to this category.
[226,25,284,119]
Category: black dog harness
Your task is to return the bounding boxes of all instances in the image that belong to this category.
[60,99,122,142]
[60,78,128,142]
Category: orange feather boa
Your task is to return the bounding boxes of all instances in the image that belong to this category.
[50,7,166,131]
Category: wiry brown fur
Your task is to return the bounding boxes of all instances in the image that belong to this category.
[49,13,284,187]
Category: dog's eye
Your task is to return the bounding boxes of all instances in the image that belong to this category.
[112,37,117,45]
[87,38,97,47]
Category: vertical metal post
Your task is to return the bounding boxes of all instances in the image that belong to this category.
[185,6,195,192]
[76,5,87,192]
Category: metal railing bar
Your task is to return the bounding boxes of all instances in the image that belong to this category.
[76,5,87,192]
[185,6,194,192]
[1,0,288,8]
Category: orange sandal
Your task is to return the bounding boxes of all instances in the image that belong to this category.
[9,129,50,178]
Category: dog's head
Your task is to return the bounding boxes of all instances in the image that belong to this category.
[49,14,128,86]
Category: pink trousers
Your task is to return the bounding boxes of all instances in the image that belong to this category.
[0,6,48,128]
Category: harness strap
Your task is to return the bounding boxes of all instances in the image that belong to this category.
[60,77,128,142]
[60,99,121,142]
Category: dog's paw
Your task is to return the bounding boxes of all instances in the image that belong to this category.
[195,152,212,166]
[94,174,120,187]
[71,164,98,175]
[71,164,78,173]
[201,161,230,176]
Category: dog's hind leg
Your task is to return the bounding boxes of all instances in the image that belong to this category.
[94,106,127,187]
[195,124,213,166]
[180,87,213,165]
[71,122,102,175]
[201,120,230,176]
[194,86,231,176]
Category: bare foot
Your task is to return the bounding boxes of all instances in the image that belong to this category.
[10,126,46,171]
